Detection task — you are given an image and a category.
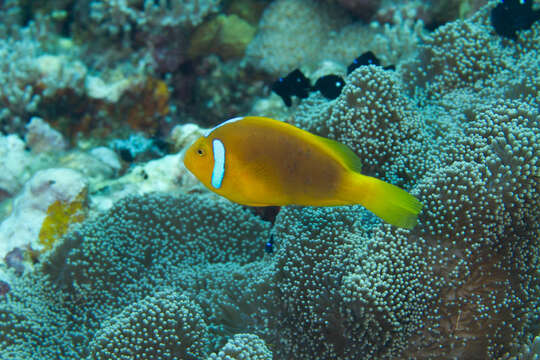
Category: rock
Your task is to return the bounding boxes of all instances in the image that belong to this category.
[335,0,381,21]
[60,151,118,181]
[0,280,9,297]
[0,135,32,200]
[90,152,200,213]
[25,116,68,153]
[168,123,205,153]
[110,134,166,163]
[35,54,87,97]
[0,168,88,259]
[90,147,122,173]
[4,247,25,275]
[228,0,267,24]
[189,14,256,59]
[85,75,133,103]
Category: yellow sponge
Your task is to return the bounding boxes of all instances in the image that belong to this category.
[38,190,87,251]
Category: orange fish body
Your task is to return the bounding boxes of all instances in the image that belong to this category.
[184,116,422,228]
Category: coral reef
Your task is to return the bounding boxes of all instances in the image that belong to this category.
[88,290,210,359]
[25,116,68,153]
[208,333,272,360]
[246,0,424,76]
[0,193,272,359]
[38,189,87,251]
[0,134,33,201]
[88,0,221,37]
[0,30,43,134]
[79,0,221,74]
[245,0,351,75]
[189,14,257,60]
[334,0,382,21]
[177,55,266,127]
[0,1,538,360]
[0,168,88,258]
[294,66,431,187]
[0,26,171,140]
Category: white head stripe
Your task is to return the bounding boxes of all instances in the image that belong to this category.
[211,139,226,189]
[203,116,244,137]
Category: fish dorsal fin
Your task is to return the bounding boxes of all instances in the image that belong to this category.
[316,135,363,173]
[253,115,363,173]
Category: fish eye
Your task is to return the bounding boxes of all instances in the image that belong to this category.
[197,148,205,156]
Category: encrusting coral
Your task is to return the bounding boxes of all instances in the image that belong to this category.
[246,0,424,76]
[208,333,272,360]
[0,30,43,134]
[0,2,538,360]
[245,0,351,75]
[88,290,210,360]
[1,192,273,358]
[80,0,222,74]
[88,0,221,37]
[293,66,431,187]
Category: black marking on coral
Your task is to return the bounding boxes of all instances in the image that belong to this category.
[271,69,312,107]
[491,0,540,39]
[271,51,394,105]
[347,51,381,75]
[314,74,345,100]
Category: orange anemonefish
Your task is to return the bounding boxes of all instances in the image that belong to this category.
[183,116,422,228]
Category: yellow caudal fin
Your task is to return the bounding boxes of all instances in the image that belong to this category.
[344,174,423,229]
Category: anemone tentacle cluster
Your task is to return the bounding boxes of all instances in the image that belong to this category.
[0,1,538,359]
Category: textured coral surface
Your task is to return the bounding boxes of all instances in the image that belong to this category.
[0,1,539,360]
